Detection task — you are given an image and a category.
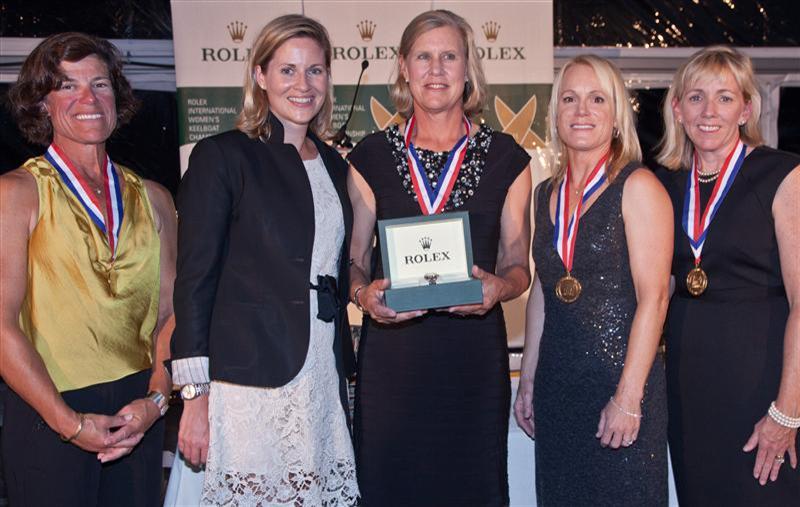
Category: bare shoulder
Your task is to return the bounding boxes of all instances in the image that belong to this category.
[143,180,175,212]
[623,167,668,200]
[0,168,38,212]
[772,165,800,213]
[142,180,176,231]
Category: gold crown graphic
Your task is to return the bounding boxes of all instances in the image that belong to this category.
[419,236,432,250]
[357,20,376,41]
[227,21,247,43]
[482,21,500,43]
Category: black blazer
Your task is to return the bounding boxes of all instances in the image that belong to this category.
[171,115,355,389]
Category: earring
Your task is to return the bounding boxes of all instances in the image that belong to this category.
[677,118,683,124]
[738,119,746,126]
[612,127,620,139]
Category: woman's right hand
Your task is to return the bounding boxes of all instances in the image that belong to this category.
[513,375,535,438]
[178,395,210,467]
[358,278,426,324]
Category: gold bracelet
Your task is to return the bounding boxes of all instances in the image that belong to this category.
[352,285,367,313]
[60,413,85,442]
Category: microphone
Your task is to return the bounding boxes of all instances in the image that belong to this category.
[332,59,369,149]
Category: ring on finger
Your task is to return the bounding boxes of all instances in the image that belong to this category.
[775,455,785,465]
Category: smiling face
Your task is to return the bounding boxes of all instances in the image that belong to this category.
[556,63,614,161]
[400,25,467,117]
[256,36,328,134]
[673,69,750,162]
[43,55,117,149]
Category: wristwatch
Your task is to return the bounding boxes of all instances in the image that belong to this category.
[180,382,211,401]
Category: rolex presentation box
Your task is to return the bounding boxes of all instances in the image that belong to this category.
[377,211,483,312]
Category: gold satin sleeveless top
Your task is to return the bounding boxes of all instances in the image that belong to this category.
[19,156,160,392]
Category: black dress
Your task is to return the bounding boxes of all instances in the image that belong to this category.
[348,125,530,507]
[660,146,800,506]
[532,163,668,506]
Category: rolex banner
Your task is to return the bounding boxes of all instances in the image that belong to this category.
[170,0,553,174]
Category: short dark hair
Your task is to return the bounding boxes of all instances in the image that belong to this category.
[8,32,138,145]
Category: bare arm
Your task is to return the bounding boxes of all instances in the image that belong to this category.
[514,274,545,437]
[0,169,126,451]
[597,168,673,449]
[744,164,800,484]
[347,164,424,323]
[450,166,533,315]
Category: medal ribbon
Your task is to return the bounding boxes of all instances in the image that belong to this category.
[553,153,609,273]
[404,115,471,215]
[681,139,746,266]
[45,144,124,256]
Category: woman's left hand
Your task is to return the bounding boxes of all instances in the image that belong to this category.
[596,396,641,449]
[743,414,798,485]
[97,398,160,462]
[448,266,508,316]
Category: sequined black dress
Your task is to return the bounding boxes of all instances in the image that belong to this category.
[348,125,530,507]
[660,147,800,506]
[532,163,668,506]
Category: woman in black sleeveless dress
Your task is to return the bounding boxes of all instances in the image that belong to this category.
[347,11,532,507]
[514,55,671,506]
[657,46,800,506]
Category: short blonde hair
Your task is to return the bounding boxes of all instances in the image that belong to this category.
[546,54,642,184]
[656,45,763,170]
[237,14,333,140]
[389,10,487,120]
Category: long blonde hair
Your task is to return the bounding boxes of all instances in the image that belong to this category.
[237,14,333,140]
[656,45,763,170]
[389,10,487,120]
[546,54,642,184]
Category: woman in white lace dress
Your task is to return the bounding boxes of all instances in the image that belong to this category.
[169,15,359,506]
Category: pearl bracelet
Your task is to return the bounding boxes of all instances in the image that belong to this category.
[609,396,642,419]
[768,401,800,429]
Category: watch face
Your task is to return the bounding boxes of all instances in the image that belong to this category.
[181,384,197,400]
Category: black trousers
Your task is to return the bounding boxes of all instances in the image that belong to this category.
[1,370,164,507]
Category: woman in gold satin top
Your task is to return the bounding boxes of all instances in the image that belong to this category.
[0,32,177,507]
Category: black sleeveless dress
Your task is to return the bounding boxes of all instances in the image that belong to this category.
[660,146,800,506]
[348,125,530,507]
[532,163,668,506]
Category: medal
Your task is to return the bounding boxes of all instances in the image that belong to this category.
[404,115,471,215]
[682,139,746,296]
[552,153,609,303]
[45,144,124,257]
[555,274,582,303]
[685,266,708,296]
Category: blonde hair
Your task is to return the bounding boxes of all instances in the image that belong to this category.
[389,10,487,120]
[237,14,333,140]
[656,45,763,170]
[546,54,642,184]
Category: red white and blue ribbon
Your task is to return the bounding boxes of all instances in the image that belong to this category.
[45,144,124,256]
[682,139,746,265]
[404,115,471,215]
[553,153,609,272]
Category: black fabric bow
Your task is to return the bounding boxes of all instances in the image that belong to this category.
[310,275,339,323]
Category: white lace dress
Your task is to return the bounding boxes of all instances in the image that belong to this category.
[201,155,359,506]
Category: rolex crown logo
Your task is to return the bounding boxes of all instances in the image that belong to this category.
[357,20,376,42]
[419,236,433,250]
[227,21,247,43]
[482,21,500,43]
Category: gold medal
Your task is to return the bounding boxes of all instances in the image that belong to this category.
[555,273,582,303]
[686,266,708,296]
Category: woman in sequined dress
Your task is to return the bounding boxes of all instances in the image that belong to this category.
[657,46,800,506]
[514,54,671,505]
[347,10,532,506]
